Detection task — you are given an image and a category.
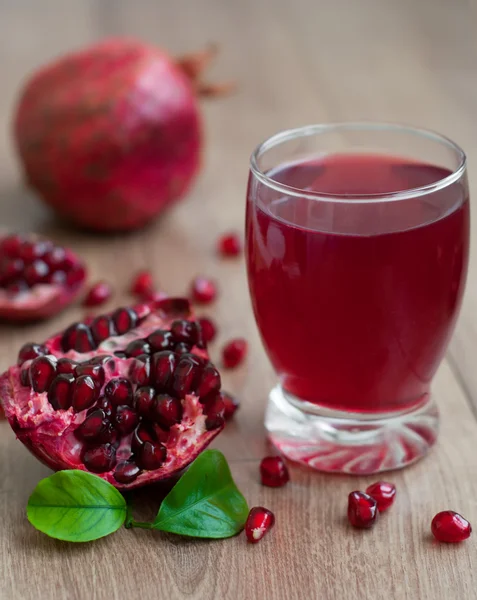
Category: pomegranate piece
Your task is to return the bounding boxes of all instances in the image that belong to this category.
[221,391,239,420]
[0,233,86,322]
[83,281,113,307]
[0,298,225,489]
[14,39,231,232]
[222,338,248,368]
[217,232,242,257]
[198,317,217,343]
[431,511,472,543]
[260,456,290,488]
[245,507,275,543]
[347,491,378,529]
[131,271,154,299]
[365,481,396,512]
[190,277,217,304]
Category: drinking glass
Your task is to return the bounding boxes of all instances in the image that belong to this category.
[246,123,469,474]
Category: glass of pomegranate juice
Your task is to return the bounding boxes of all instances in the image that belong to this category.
[246,123,469,474]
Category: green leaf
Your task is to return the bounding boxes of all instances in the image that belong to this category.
[151,450,249,538]
[27,470,127,542]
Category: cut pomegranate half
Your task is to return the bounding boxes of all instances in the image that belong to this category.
[1,298,224,489]
[0,233,87,321]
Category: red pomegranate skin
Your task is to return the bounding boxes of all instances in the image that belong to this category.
[13,38,203,232]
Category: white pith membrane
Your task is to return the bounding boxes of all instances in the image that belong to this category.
[0,300,223,489]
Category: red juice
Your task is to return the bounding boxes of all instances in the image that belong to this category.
[246,154,469,413]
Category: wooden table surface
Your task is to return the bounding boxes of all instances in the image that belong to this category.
[1,0,477,598]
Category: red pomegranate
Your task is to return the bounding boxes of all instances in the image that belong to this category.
[13,39,232,232]
[0,298,225,489]
[0,233,86,322]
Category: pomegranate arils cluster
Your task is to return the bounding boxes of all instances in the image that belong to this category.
[2,299,225,489]
[245,507,275,543]
[431,511,472,543]
[0,233,87,321]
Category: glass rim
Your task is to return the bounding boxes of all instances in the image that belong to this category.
[249,122,467,204]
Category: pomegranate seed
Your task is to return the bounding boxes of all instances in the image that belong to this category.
[198,317,217,343]
[431,511,472,543]
[217,232,242,257]
[66,264,87,288]
[151,351,177,390]
[114,461,141,484]
[97,397,115,418]
[203,393,225,430]
[174,342,191,354]
[20,368,30,386]
[153,394,183,429]
[260,456,290,488]
[129,355,151,386]
[347,491,378,529]
[125,339,151,357]
[190,276,217,304]
[61,323,96,353]
[171,320,199,345]
[366,481,396,512]
[114,405,139,435]
[0,234,23,257]
[83,281,113,307]
[245,507,275,543]
[221,392,239,420]
[112,307,137,335]
[172,355,201,398]
[0,258,24,284]
[43,246,66,269]
[105,378,133,406]
[72,375,100,411]
[29,356,57,393]
[56,358,78,375]
[46,270,66,285]
[24,260,49,286]
[222,338,248,368]
[83,443,116,473]
[131,270,154,298]
[17,342,48,366]
[136,441,167,470]
[48,374,74,410]
[196,363,221,398]
[91,315,116,344]
[134,387,156,417]
[75,363,105,388]
[75,409,110,441]
[131,424,155,454]
[19,239,52,262]
[147,329,174,351]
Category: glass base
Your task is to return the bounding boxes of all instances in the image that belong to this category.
[265,385,439,475]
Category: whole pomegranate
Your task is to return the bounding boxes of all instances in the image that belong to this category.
[13,39,230,232]
[0,298,226,489]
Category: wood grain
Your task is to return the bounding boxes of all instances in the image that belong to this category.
[1,0,477,598]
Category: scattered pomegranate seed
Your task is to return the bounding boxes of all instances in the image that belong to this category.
[431,511,472,543]
[222,338,248,368]
[198,317,217,343]
[245,507,275,543]
[131,270,154,299]
[190,276,217,304]
[347,491,378,529]
[366,481,396,512]
[221,391,239,420]
[217,232,242,257]
[260,456,289,487]
[83,281,113,307]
